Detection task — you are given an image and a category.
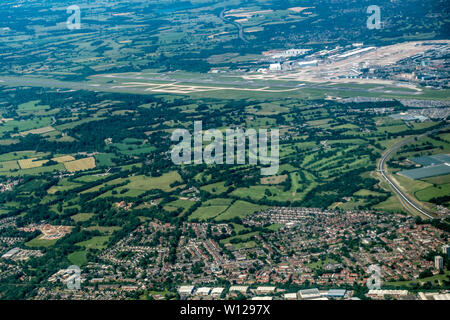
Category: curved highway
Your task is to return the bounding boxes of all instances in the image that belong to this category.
[377,127,448,219]
[219,9,249,43]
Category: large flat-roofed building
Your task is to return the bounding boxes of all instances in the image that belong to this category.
[1,247,20,259]
[327,289,347,298]
[196,287,211,296]
[435,256,444,270]
[267,48,310,59]
[336,47,375,59]
[443,245,450,257]
[297,60,318,68]
[251,296,273,300]
[229,286,249,294]
[429,293,450,300]
[269,63,282,71]
[178,285,195,296]
[419,292,450,300]
[298,288,321,300]
[283,293,298,300]
[211,287,224,298]
[255,286,276,295]
[285,48,309,56]
[368,290,409,297]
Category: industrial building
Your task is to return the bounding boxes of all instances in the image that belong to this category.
[419,292,450,300]
[435,256,444,270]
[1,247,20,259]
[251,296,273,300]
[443,245,450,257]
[297,60,318,68]
[269,63,282,71]
[327,289,347,298]
[210,287,224,298]
[255,286,276,295]
[335,47,375,60]
[178,285,195,296]
[298,288,321,300]
[368,290,409,297]
[283,292,298,300]
[229,285,248,294]
[196,287,211,296]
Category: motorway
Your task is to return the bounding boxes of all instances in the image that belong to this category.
[377,127,448,219]
[219,9,249,43]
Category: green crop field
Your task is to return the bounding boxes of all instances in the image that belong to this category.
[71,213,94,223]
[164,199,196,214]
[25,236,58,248]
[416,184,450,202]
[200,182,229,195]
[122,172,182,192]
[374,196,405,213]
[189,205,229,221]
[75,236,110,250]
[68,250,88,266]
[215,201,267,221]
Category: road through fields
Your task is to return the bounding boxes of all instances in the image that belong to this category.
[377,126,448,218]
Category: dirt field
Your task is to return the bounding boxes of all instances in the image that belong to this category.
[19,224,73,240]
[261,174,288,185]
[19,126,55,136]
[52,155,75,163]
[18,158,48,169]
[18,155,76,169]
[288,7,314,13]
[39,224,73,240]
[64,157,96,172]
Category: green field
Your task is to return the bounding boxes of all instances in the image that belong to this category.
[95,153,116,167]
[374,196,405,213]
[221,231,259,249]
[71,213,94,223]
[48,180,82,194]
[416,183,450,202]
[215,200,267,221]
[121,171,182,192]
[164,199,196,214]
[203,198,234,206]
[189,205,229,221]
[68,250,88,266]
[75,236,110,250]
[0,160,19,172]
[200,182,229,195]
[84,226,121,235]
[25,236,58,248]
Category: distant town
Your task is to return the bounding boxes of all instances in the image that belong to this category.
[1,207,445,300]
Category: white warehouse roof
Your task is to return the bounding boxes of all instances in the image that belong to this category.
[178,285,195,294]
[256,286,276,293]
[229,286,248,293]
[211,287,224,296]
[196,287,212,295]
